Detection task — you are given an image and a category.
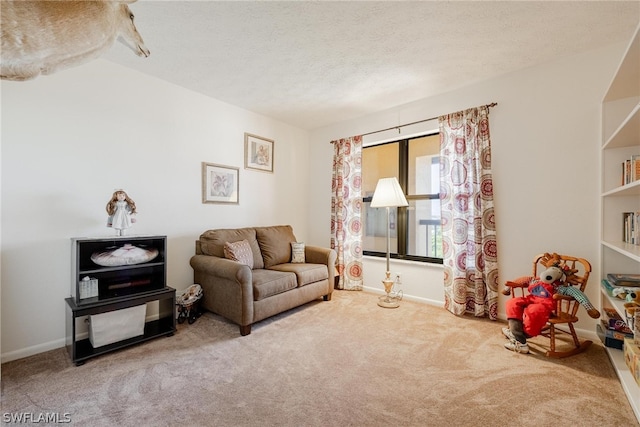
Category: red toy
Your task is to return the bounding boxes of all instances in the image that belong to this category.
[503,264,566,341]
[500,252,597,354]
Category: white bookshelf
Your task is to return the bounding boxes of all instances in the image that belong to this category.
[600,22,640,422]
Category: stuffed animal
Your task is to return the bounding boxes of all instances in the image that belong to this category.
[545,253,600,319]
[627,291,640,303]
[501,253,599,354]
[612,287,640,302]
[501,253,600,318]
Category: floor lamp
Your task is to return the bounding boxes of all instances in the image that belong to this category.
[370,177,408,308]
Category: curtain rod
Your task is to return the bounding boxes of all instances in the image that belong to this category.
[336,102,498,139]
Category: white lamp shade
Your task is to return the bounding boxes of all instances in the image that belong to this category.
[370,177,409,208]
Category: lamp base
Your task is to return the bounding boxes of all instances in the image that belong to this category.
[378,275,399,308]
[377,295,400,308]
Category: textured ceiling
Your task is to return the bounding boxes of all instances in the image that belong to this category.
[103,1,640,130]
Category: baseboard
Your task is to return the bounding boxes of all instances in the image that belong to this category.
[1,338,66,364]
[1,313,162,364]
[361,286,444,307]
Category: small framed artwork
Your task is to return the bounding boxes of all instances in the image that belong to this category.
[202,162,239,204]
[244,133,274,173]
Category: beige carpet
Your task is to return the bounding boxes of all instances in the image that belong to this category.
[1,290,638,426]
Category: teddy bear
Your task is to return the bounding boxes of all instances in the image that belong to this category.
[501,252,599,354]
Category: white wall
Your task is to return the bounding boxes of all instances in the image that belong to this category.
[0,59,311,361]
[1,42,628,362]
[308,43,627,329]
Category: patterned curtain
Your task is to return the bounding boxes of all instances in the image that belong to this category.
[331,136,363,290]
[439,106,499,319]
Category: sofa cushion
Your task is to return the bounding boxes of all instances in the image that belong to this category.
[291,242,305,263]
[251,269,298,301]
[256,225,297,268]
[223,239,254,269]
[268,263,328,287]
[199,227,264,269]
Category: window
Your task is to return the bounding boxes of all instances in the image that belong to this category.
[362,133,442,264]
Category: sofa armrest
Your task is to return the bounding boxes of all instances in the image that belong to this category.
[305,245,337,272]
[304,246,338,267]
[189,254,254,327]
[190,254,251,283]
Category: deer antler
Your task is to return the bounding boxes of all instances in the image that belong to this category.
[541,252,561,268]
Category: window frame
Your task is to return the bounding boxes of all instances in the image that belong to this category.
[362,133,443,265]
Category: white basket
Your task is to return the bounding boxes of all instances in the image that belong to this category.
[89,304,145,348]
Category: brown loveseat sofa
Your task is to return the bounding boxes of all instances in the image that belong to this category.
[190,225,337,335]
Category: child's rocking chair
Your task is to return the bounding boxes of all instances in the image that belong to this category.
[503,253,593,358]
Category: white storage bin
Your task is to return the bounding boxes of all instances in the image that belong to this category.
[89,304,146,348]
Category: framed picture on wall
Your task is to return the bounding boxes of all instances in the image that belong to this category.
[244,133,274,173]
[202,162,239,204]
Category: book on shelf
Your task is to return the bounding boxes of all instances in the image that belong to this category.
[633,154,640,182]
[625,159,630,185]
[596,324,624,350]
[622,154,640,185]
[607,273,640,287]
[622,212,639,245]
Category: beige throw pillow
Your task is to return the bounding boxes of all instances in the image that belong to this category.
[223,240,254,269]
[291,242,305,263]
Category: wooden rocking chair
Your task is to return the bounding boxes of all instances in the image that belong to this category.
[503,253,593,358]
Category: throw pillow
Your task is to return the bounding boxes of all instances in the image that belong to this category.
[291,242,305,263]
[200,228,264,269]
[223,239,254,269]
